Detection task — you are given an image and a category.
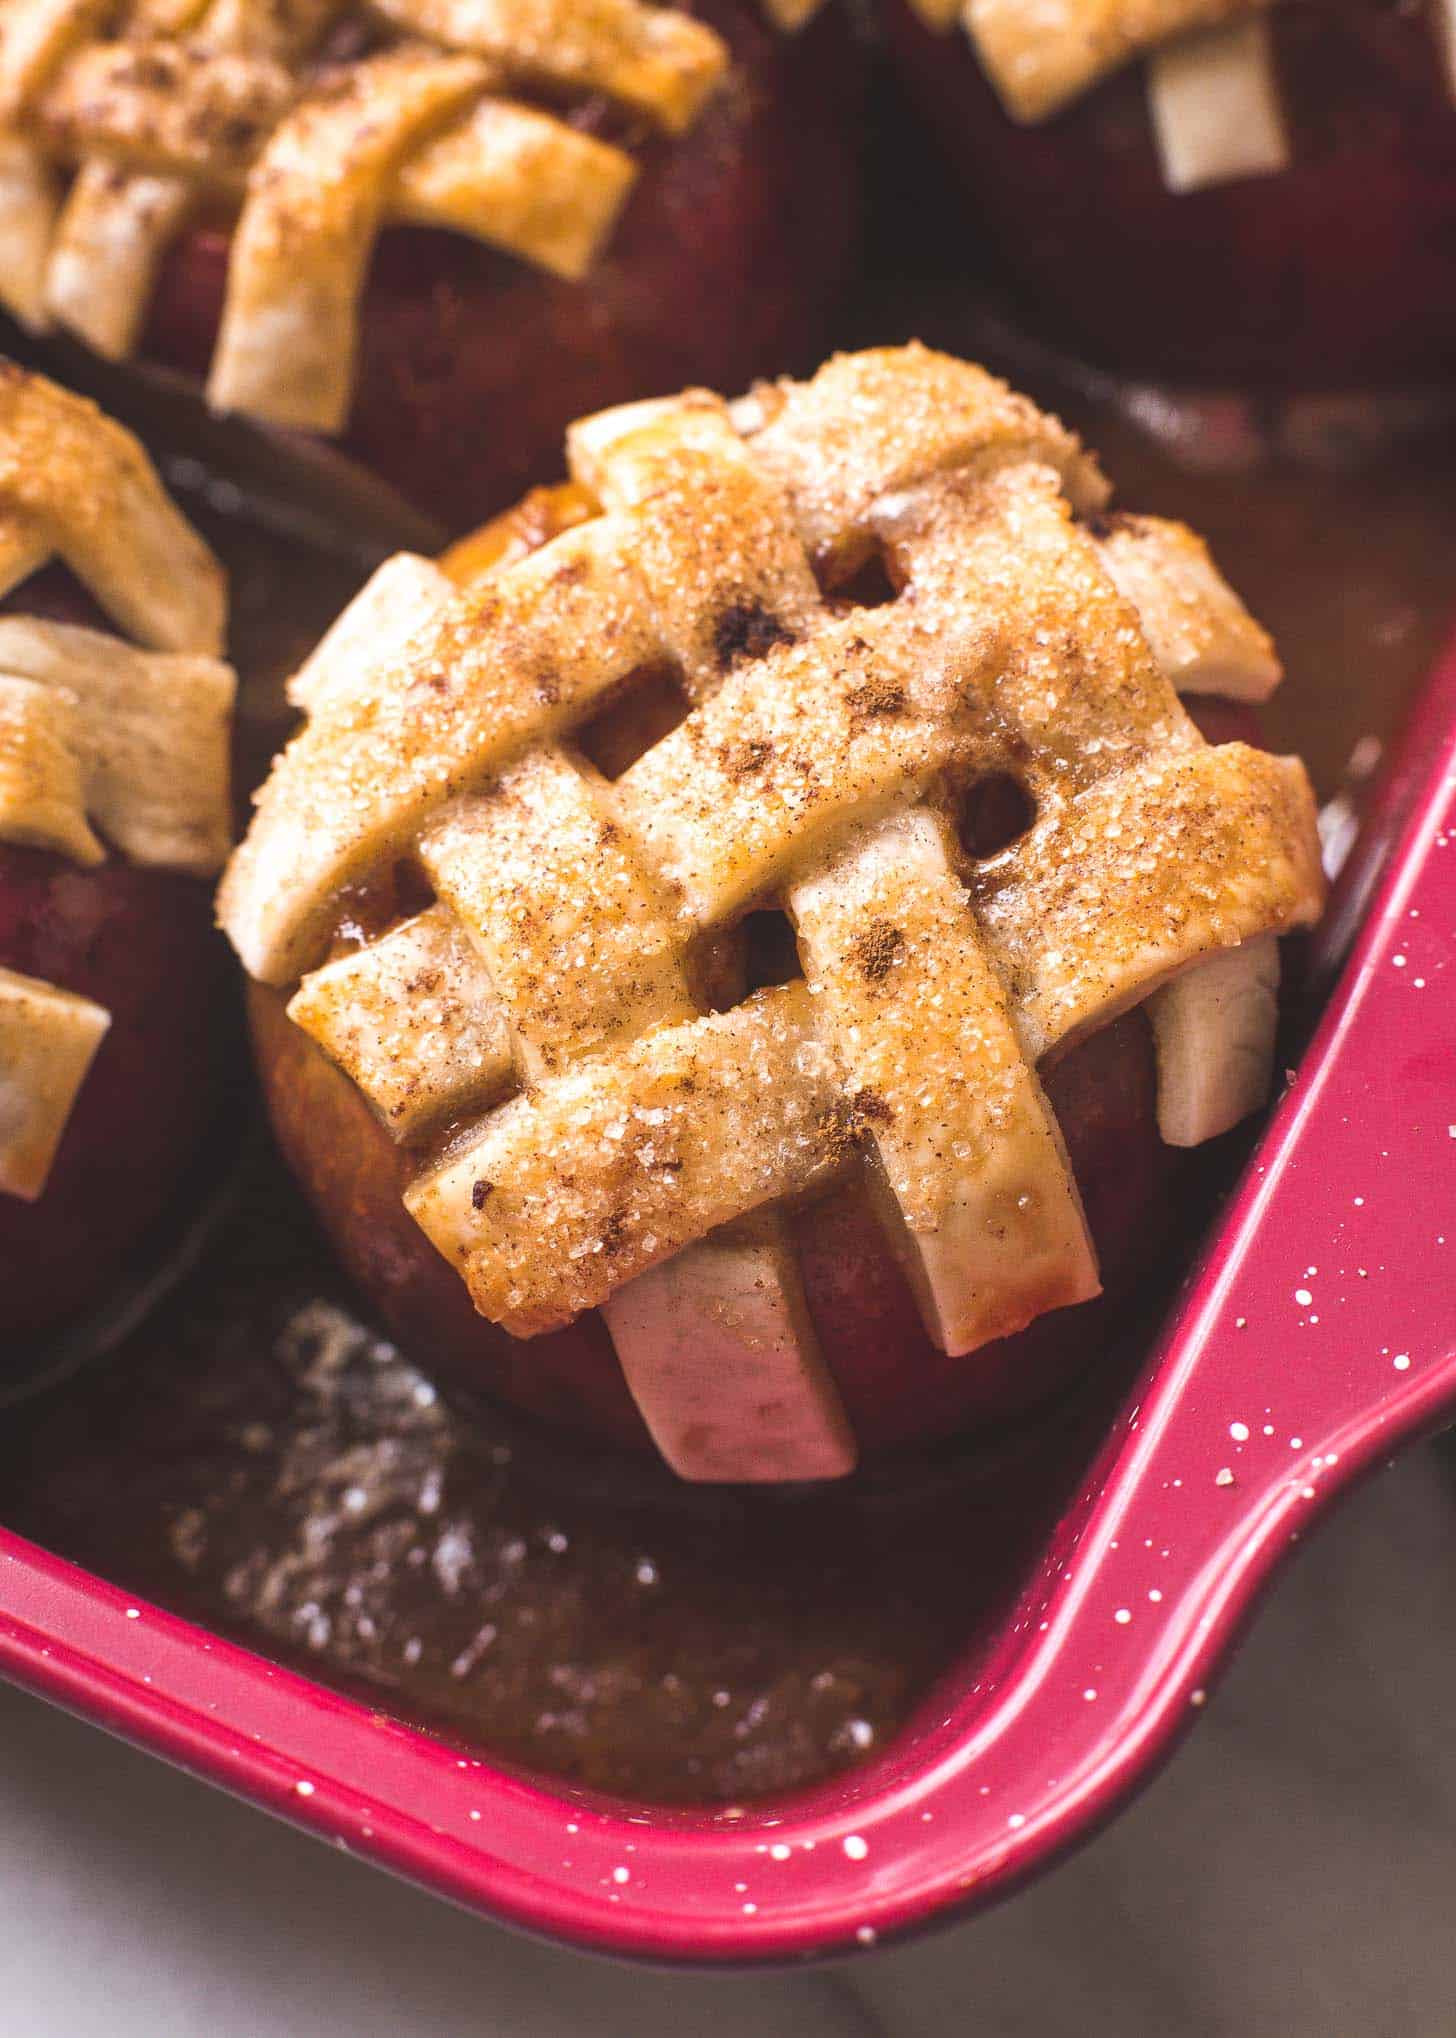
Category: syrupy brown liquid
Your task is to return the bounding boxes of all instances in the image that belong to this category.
[1,294,1453,1804]
[2,1145,1136,1802]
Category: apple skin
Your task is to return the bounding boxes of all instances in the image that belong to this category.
[882,0,1456,389]
[238,456,1272,1469]
[245,452,1267,1468]
[248,978,648,1448]
[0,572,231,1358]
[0,845,229,1350]
[249,980,1186,1466]
[140,0,862,531]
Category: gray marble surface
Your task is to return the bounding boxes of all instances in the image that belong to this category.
[2,1444,1453,2037]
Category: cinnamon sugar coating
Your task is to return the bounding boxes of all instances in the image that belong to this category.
[222,345,1323,1478]
[0,0,730,424]
[0,359,233,1203]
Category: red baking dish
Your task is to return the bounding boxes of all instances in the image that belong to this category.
[0,624,1452,1965]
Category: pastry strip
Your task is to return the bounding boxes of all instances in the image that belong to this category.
[0,364,226,654]
[0,964,110,1201]
[208,46,489,431]
[0,616,234,875]
[221,348,1323,1432]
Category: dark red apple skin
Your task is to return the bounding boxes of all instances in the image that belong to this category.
[0,572,231,1355]
[883,0,1456,388]
[141,0,862,531]
[249,981,1186,1465]
[0,845,229,1349]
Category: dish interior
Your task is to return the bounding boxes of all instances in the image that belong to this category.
[0,340,1453,1811]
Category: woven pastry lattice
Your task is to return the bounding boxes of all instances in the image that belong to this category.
[0,0,731,430]
[221,347,1322,1473]
[0,360,232,1199]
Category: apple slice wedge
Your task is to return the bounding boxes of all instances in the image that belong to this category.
[1146,18,1290,195]
[1147,932,1280,1147]
[603,1212,855,1483]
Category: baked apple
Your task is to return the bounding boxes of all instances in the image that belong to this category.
[219,345,1324,1483]
[0,361,235,1357]
[875,0,1456,388]
[0,0,860,532]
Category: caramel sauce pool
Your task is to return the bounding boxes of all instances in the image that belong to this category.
[2,1153,1104,1803]
[1,311,1452,1804]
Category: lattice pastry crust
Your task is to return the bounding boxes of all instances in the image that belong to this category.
[0,0,736,432]
[781,0,1451,193]
[221,344,1323,1481]
[0,360,234,1200]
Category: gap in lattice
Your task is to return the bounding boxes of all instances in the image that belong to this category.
[8,558,108,632]
[331,856,435,954]
[822,541,900,611]
[741,908,805,992]
[573,661,691,780]
[694,909,805,1014]
[955,772,1037,862]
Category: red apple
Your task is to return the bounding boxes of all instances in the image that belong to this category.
[140,0,861,531]
[245,461,1263,1466]
[0,572,230,1356]
[249,974,1186,1462]
[882,0,1456,388]
[240,438,1278,1472]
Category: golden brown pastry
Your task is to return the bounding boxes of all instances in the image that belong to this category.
[0,359,234,1353]
[221,345,1323,1482]
[0,0,859,526]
